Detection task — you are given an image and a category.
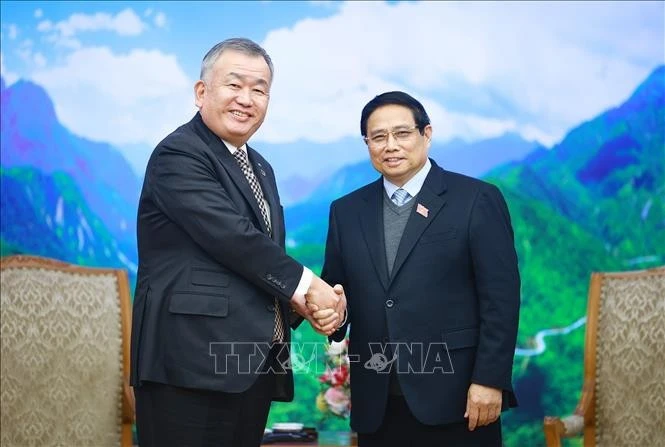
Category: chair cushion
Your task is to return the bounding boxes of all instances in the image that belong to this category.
[594,270,665,446]
[1,266,124,446]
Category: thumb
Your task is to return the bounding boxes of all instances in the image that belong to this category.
[333,284,344,295]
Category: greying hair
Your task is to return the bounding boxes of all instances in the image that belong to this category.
[200,38,274,83]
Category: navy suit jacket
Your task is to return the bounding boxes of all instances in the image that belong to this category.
[322,159,520,432]
[130,113,303,401]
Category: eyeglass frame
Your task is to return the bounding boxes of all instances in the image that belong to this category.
[363,125,422,148]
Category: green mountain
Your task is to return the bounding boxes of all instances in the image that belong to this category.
[0,166,137,282]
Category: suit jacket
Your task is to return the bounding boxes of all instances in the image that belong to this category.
[322,159,520,432]
[130,113,303,402]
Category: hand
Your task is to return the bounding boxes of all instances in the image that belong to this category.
[305,276,340,314]
[464,383,502,431]
[331,284,347,326]
[291,279,340,336]
[307,283,346,333]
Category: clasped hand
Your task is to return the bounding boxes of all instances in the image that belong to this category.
[291,276,346,336]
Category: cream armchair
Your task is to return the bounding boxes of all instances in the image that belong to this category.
[543,266,665,446]
[1,255,135,446]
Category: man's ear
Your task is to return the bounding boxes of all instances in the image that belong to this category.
[194,80,205,108]
[424,124,433,143]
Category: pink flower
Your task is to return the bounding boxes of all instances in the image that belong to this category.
[324,387,351,417]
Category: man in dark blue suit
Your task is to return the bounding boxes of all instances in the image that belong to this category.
[321,91,521,446]
[131,38,344,447]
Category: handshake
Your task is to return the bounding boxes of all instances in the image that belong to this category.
[291,276,347,336]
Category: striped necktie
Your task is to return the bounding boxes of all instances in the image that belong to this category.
[391,188,412,206]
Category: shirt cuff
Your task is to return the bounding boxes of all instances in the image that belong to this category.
[293,266,313,298]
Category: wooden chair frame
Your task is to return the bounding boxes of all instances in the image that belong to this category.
[543,266,665,447]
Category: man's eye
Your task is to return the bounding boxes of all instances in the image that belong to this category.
[228,83,240,89]
[371,134,387,143]
[395,131,411,138]
[253,89,267,96]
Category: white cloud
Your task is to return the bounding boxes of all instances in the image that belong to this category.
[45,33,82,50]
[8,24,18,40]
[34,9,43,19]
[16,39,34,63]
[144,8,153,17]
[153,12,167,28]
[33,52,47,68]
[31,46,195,148]
[37,20,52,32]
[38,8,146,38]
[258,1,664,146]
[1,52,19,86]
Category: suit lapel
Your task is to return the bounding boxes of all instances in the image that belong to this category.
[359,180,390,291]
[390,162,447,283]
[249,147,281,243]
[206,133,271,236]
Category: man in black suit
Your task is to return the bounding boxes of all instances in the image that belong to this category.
[321,91,521,446]
[130,38,345,447]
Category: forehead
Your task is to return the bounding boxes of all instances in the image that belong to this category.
[367,104,415,129]
[211,50,271,83]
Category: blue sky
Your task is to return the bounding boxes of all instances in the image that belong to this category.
[1,1,664,177]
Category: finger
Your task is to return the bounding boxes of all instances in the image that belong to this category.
[333,284,344,295]
[306,302,320,312]
[477,404,489,428]
[316,319,339,334]
[467,404,479,431]
[312,308,335,319]
[315,312,339,327]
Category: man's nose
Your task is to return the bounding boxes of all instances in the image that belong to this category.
[235,88,252,105]
[385,133,399,150]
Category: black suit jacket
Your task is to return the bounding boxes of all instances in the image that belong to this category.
[322,160,520,432]
[130,113,303,401]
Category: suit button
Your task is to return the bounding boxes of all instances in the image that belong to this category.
[267,304,275,312]
[385,299,394,308]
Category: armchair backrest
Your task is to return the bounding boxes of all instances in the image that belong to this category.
[586,266,665,446]
[0,255,133,447]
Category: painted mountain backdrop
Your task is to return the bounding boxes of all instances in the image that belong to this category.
[1,66,663,446]
[1,76,140,275]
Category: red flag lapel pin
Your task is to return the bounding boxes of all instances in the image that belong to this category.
[416,203,429,218]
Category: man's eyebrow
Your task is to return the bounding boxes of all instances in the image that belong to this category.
[225,72,269,86]
[369,125,415,134]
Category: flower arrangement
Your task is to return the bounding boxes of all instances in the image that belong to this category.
[316,338,351,419]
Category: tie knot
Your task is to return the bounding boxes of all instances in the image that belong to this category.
[233,148,250,167]
[391,188,411,206]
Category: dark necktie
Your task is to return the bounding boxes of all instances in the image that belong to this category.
[233,148,284,343]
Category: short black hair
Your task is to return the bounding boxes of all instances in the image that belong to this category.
[360,91,430,137]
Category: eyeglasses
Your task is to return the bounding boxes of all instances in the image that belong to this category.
[364,126,420,148]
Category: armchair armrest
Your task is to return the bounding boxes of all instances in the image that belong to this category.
[544,415,584,447]
[543,379,594,447]
[122,377,136,423]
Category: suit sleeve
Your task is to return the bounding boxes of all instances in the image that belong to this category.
[468,184,521,391]
[321,201,349,343]
[148,142,303,300]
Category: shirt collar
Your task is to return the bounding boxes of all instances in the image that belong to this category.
[221,139,247,156]
[383,158,432,199]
